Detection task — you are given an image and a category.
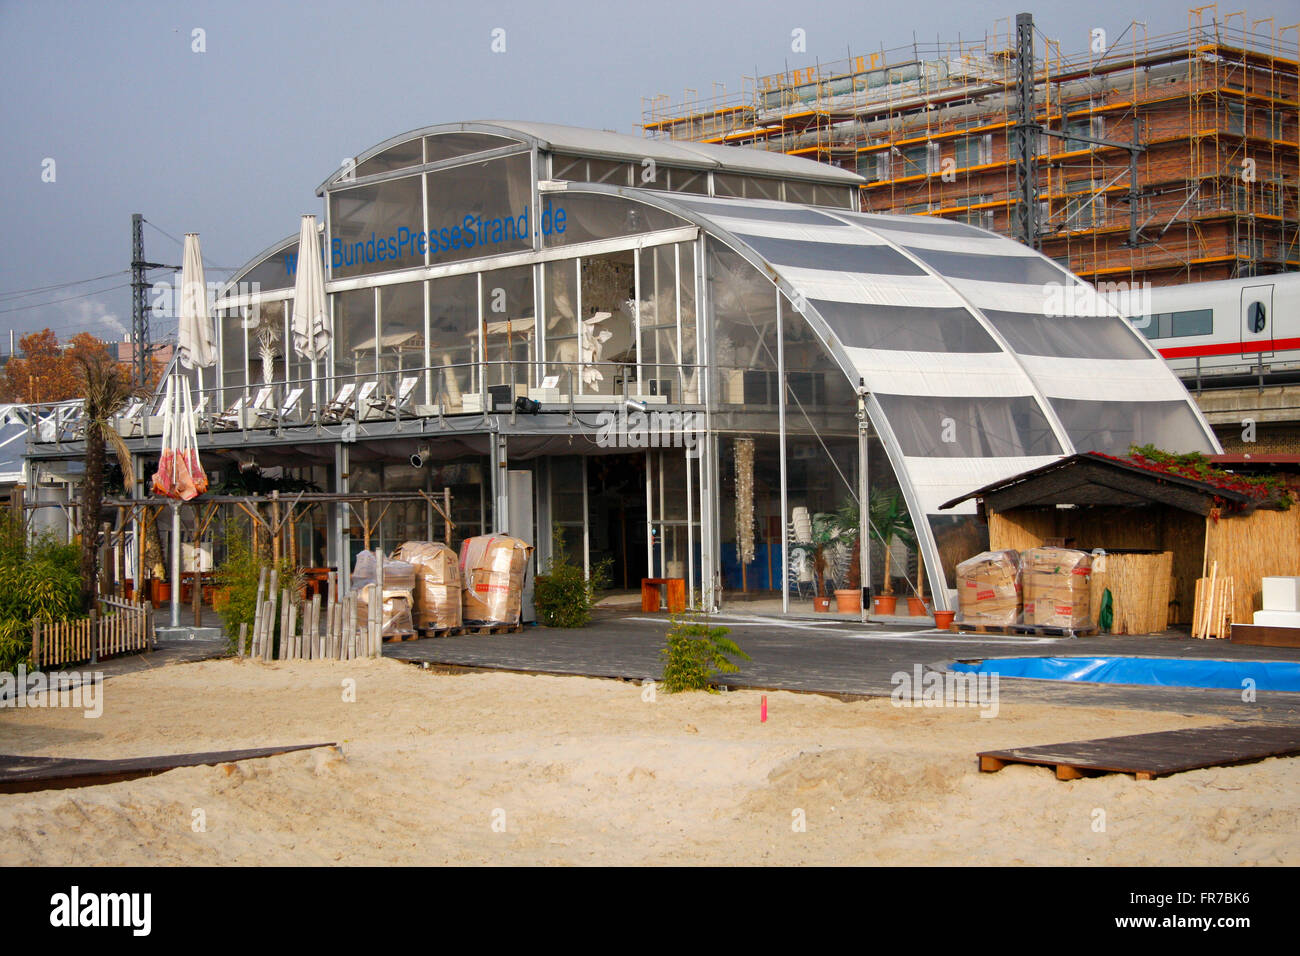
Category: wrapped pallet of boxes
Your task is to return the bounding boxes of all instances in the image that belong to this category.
[956,550,1021,626]
[394,541,462,630]
[459,535,533,625]
[1022,547,1093,629]
[351,550,416,636]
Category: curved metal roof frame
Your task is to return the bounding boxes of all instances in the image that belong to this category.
[315,120,864,194]
[556,184,1220,600]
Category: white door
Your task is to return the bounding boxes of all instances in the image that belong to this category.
[1241,284,1275,358]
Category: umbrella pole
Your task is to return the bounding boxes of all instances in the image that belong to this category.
[170,500,181,628]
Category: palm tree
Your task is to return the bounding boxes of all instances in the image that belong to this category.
[869,489,915,596]
[74,350,137,613]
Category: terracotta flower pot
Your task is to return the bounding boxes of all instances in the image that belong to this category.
[933,610,956,630]
[813,596,832,612]
[872,594,898,616]
[834,589,861,613]
[907,596,928,616]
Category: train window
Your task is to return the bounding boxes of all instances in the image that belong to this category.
[1247,301,1267,333]
[1127,309,1213,339]
[1169,309,1214,337]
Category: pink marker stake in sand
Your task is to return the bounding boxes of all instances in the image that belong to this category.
[761,695,767,723]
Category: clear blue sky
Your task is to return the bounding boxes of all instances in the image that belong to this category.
[1,0,1291,346]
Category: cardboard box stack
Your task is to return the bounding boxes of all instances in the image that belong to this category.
[394,541,462,630]
[1022,547,1093,629]
[956,550,1021,626]
[351,550,416,636]
[458,535,533,624]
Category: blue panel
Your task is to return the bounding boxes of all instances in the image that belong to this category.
[949,656,1300,692]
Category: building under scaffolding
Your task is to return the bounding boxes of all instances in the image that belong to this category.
[643,6,1299,286]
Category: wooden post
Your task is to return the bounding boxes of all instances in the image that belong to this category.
[90,608,99,665]
[264,570,278,661]
[271,491,282,564]
[31,622,40,671]
[116,506,126,597]
[309,593,321,659]
[443,487,452,546]
[362,499,371,552]
[193,507,202,629]
[238,622,247,658]
[348,595,359,660]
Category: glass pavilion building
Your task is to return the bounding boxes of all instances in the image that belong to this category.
[148,120,1220,610]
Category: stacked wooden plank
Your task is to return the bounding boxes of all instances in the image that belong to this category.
[1192,560,1234,640]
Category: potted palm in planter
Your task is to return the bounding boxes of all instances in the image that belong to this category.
[832,500,862,613]
[809,512,839,611]
[869,489,914,616]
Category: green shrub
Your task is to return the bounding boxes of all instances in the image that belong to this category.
[534,525,610,628]
[0,515,84,672]
[660,611,749,693]
[213,518,302,654]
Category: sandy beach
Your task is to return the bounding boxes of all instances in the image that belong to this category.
[1,656,1296,866]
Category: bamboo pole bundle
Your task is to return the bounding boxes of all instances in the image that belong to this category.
[1091,551,1174,635]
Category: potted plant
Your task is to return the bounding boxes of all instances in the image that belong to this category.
[869,489,915,616]
[831,500,862,613]
[810,512,839,611]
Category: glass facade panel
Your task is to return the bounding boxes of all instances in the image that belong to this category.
[678,243,699,403]
[425,153,533,267]
[874,393,1062,458]
[237,243,297,293]
[576,251,636,395]
[637,244,678,396]
[329,174,425,279]
[542,259,579,392]
[378,281,425,400]
[708,240,779,409]
[356,138,423,178]
[984,310,1152,359]
[245,299,288,391]
[541,193,687,247]
[428,273,479,412]
[1049,398,1215,455]
[219,308,248,408]
[481,264,535,391]
[424,132,520,164]
[334,288,377,388]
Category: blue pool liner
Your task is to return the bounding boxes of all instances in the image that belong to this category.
[948,656,1300,692]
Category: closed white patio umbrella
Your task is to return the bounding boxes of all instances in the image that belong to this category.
[291,215,330,405]
[176,233,217,394]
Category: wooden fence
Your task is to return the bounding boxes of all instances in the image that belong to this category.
[241,568,383,662]
[31,597,153,669]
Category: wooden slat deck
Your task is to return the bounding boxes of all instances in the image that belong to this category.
[0,742,336,794]
[978,725,1300,781]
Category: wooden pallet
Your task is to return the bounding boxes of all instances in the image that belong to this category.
[0,742,337,794]
[462,621,524,635]
[416,625,464,639]
[381,631,419,643]
[978,725,1300,781]
[953,622,1095,638]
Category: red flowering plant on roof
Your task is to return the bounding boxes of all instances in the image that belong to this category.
[1098,445,1295,513]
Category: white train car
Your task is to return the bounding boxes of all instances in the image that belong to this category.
[1125,272,1300,382]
